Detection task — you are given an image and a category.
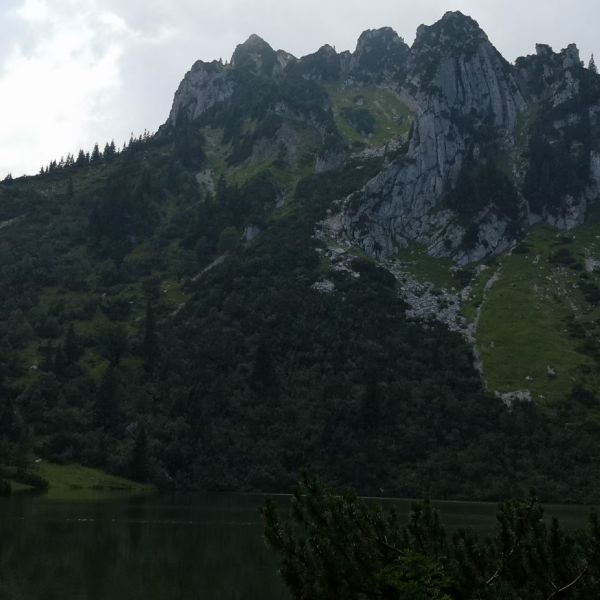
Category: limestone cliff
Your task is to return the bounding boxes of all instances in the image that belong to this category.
[168,11,600,264]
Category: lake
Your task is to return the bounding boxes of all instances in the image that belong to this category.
[0,492,596,599]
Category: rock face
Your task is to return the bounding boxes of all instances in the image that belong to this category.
[336,12,530,264]
[351,27,410,81]
[168,10,600,264]
[169,60,233,124]
[335,12,600,264]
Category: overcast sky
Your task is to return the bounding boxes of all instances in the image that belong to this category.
[1,0,598,179]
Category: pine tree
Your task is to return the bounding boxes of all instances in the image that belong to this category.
[166,161,178,191]
[90,143,102,164]
[94,365,119,431]
[264,478,600,600]
[360,373,382,431]
[103,141,116,161]
[64,323,80,364]
[142,301,158,375]
[99,324,128,366]
[130,426,148,482]
[0,395,15,440]
[589,54,597,73]
[53,345,67,378]
[75,149,88,167]
[251,339,278,396]
[40,341,54,372]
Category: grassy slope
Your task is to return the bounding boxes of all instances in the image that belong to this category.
[477,224,600,405]
[2,462,152,500]
[392,222,600,408]
[395,245,462,290]
[39,463,152,500]
[326,83,414,147]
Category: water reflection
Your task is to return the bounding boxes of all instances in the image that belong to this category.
[0,492,596,600]
[0,493,288,600]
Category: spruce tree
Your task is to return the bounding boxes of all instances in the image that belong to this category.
[103,141,116,161]
[40,341,54,372]
[251,339,277,394]
[75,149,88,167]
[130,426,148,482]
[589,54,597,73]
[360,374,382,431]
[53,345,67,378]
[64,324,80,364]
[142,301,158,375]
[94,365,119,431]
[90,143,102,164]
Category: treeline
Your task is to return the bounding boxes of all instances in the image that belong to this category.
[37,130,155,176]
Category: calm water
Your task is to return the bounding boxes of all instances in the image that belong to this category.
[0,492,596,600]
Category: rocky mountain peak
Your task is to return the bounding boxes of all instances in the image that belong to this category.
[413,10,488,53]
[517,42,584,103]
[292,44,342,81]
[316,43,337,56]
[231,34,276,74]
[353,27,409,77]
[533,42,582,66]
[535,43,553,57]
[168,59,232,124]
[233,33,270,53]
[562,43,582,69]
[407,10,497,94]
[355,27,405,54]
[167,11,600,267]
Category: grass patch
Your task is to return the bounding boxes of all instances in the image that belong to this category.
[326,84,414,148]
[476,224,600,405]
[395,245,459,290]
[35,462,153,500]
[159,278,191,308]
[461,266,497,323]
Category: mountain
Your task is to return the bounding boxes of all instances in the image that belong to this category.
[171,11,600,266]
[1,11,600,500]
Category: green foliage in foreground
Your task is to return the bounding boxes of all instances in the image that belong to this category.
[263,476,600,600]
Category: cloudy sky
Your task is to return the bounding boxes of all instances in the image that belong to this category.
[1,0,598,179]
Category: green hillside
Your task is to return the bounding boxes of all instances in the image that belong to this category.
[477,223,600,408]
[1,36,600,503]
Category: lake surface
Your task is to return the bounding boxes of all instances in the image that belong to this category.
[0,492,597,600]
